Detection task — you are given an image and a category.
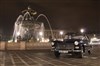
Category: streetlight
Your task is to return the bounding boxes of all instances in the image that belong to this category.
[59,31,64,40]
[59,31,64,35]
[80,28,85,34]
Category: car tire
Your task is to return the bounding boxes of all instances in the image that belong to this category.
[54,51,60,58]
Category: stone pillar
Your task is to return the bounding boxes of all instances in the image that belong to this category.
[20,41,26,50]
[0,42,5,50]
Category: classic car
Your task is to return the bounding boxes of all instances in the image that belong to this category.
[51,33,89,58]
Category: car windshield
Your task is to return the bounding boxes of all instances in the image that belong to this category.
[64,33,88,40]
[72,36,86,39]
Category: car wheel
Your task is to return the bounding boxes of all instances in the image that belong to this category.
[54,51,60,58]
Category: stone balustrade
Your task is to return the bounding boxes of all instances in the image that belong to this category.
[0,41,51,50]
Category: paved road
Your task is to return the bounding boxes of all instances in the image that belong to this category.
[0,46,100,66]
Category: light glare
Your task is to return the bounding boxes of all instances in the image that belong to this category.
[59,31,64,35]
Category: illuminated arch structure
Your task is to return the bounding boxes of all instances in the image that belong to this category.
[13,7,45,42]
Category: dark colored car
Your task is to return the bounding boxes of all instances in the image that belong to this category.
[51,33,89,58]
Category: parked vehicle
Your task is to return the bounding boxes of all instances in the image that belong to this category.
[89,36,100,45]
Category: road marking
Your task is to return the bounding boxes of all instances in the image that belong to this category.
[37,56,77,66]
[13,51,100,66]
[0,52,3,66]
[9,53,16,66]
[24,52,77,66]
[34,56,59,66]
[22,52,58,66]
[23,54,42,66]
[42,54,100,66]
[64,56,99,66]
[25,51,84,66]
[15,53,31,66]
[2,52,5,66]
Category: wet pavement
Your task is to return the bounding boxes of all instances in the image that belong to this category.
[0,45,100,66]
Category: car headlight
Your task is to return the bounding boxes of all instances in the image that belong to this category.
[51,42,54,45]
[74,41,79,45]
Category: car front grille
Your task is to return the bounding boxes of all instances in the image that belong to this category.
[57,43,74,50]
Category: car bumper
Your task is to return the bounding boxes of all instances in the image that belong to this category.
[58,50,82,53]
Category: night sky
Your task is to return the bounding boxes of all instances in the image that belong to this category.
[0,0,100,35]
